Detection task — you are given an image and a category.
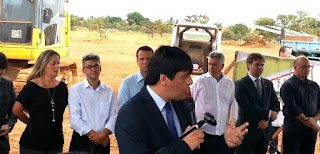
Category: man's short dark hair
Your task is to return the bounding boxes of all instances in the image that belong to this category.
[145,46,193,85]
[136,46,154,58]
[0,52,8,69]
[82,53,100,68]
[279,46,289,56]
[246,53,265,65]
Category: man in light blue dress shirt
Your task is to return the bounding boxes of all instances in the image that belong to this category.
[117,46,153,111]
[68,53,117,154]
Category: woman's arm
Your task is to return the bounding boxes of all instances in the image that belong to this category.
[12,101,29,124]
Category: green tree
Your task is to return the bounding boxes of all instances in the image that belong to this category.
[276,11,320,35]
[144,20,171,37]
[229,24,250,40]
[85,17,105,31]
[114,22,129,31]
[255,17,275,26]
[108,16,122,24]
[222,29,236,40]
[127,12,150,25]
[70,14,85,30]
[255,18,279,41]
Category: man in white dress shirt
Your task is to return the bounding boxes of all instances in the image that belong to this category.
[68,53,117,154]
[190,51,238,153]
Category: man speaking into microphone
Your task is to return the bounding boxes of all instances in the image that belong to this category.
[115,46,248,154]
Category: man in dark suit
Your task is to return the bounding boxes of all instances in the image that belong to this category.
[115,46,249,154]
[235,53,280,154]
[0,52,17,154]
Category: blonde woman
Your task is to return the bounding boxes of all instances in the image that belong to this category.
[13,50,68,154]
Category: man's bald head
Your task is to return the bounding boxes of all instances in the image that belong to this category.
[294,56,310,80]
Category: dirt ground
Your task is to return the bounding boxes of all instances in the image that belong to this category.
[8,29,320,153]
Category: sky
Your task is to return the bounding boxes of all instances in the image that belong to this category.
[67,0,320,27]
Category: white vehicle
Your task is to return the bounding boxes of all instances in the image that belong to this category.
[171,23,222,74]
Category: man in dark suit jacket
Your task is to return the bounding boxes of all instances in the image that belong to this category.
[115,46,249,154]
[0,52,17,154]
[235,53,280,154]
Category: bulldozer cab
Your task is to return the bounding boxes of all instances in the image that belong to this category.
[0,0,69,60]
[171,23,222,74]
[0,0,74,94]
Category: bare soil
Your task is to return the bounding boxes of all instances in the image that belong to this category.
[8,30,320,154]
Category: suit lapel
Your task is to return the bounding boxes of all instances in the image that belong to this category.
[261,78,268,104]
[140,87,175,142]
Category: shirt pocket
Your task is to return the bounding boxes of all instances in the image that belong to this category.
[219,88,232,108]
[98,101,110,120]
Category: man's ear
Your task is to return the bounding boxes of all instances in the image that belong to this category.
[159,74,168,86]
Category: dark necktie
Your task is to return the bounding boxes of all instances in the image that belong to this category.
[164,102,179,139]
[255,78,262,98]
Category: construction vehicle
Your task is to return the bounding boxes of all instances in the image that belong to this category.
[0,0,76,93]
[253,25,320,59]
[281,36,320,59]
[171,23,222,74]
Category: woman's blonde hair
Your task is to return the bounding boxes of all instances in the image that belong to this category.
[27,50,60,82]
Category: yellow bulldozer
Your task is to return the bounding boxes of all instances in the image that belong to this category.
[0,0,76,94]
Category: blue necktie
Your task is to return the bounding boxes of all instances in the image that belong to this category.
[164,102,179,140]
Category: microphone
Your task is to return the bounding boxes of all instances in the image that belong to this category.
[204,112,217,126]
[180,112,217,139]
[185,98,196,125]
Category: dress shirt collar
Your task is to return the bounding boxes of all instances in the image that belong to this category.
[292,74,309,84]
[248,73,261,82]
[83,78,106,91]
[205,72,226,80]
[135,70,144,83]
[146,85,167,112]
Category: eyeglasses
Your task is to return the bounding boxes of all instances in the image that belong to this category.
[83,64,100,69]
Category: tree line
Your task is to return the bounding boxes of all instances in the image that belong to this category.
[71,11,320,41]
[222,11,320,41]
[71,12,174,37]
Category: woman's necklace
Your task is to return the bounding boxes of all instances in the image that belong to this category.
[47,88,56,122]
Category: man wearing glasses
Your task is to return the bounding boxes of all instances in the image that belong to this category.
[280,57,320,154]
[68,53,117,154]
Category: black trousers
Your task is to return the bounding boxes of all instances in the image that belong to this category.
[283,131,317,154]
[0,135,9,154]
[20,147,61,154]
[269,126,279,153]
[236,129,268,154]
[196,132,234,154]
[69,131,110,154]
